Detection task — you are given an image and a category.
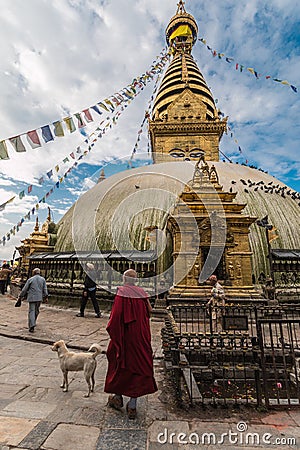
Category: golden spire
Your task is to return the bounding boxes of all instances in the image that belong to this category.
[34,217,39,232]
[177,0,186,14]
[166,1,198,55]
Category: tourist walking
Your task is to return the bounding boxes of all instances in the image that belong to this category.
[18,268,48,332]
[0,264,11,295]
[76,263,101,318]
[206,274,226,331]
[104,269,157,420]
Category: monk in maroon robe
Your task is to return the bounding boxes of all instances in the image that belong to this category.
[104,269,157,419]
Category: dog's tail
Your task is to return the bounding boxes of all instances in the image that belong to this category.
[88,343,102,358]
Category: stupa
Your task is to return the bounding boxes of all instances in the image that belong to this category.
[49,1,300,300]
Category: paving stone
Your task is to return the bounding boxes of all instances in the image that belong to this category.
[289,410,300,427]
[0,383,28,399]
[96,429,147,450]
[0,399,13,410]
[45,401,83,423]
[102,396,147,429]
[19,421,57,450]
[1,400,57,419]
[42,423,100,450]
[148,444,178,450]
[16,386,64,403]
[0,416,39,447]
[261,411,297,427]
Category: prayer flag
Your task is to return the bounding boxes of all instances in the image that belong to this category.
[247,68,255,75]
[38,177,44,185]
[70,152,75,159]
[98,102,110,112]
[55,165,59,172]
[91,105,102,115]
[63,117,76,133]
[281,80,290,86]
[74,113,86,128]
[0,141,9,160]
[169,25,192,42]
[19,191,25,200]
[235,63,239,70]
[53,121,65,137]
[28,185,33,194]
[82,109,93,122]
[9,136,26,152]
[27,130,41,148]
[63,157,69,163]
[291,85,297,93]
[47,170,53,179]
[41,125,54,143]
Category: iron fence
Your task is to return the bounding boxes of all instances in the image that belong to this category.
[162,305,300,408]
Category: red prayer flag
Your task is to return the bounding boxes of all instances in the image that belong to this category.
[27,130,41,149]
[83,109,93,122]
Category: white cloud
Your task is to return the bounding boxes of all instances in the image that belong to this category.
[0,0,299,260]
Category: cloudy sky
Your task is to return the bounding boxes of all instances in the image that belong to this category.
[0,0,299,261]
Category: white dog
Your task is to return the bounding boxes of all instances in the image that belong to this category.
[52,340,102,397]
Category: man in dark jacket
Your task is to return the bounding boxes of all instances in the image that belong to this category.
[76,263,101,318]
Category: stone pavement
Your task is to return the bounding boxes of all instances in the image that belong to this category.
[0,293,299,449]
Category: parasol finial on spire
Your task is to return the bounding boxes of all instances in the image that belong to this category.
[177,0,186,14]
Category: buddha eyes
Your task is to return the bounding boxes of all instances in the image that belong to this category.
[190,151,203,158]
[170,151,185,158]
[169,148,203,158]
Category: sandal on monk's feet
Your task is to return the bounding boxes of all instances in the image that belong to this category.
[126,402,137,420]
[108,395,123,410]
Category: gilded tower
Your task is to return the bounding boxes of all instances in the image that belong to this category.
[149,0,227,164]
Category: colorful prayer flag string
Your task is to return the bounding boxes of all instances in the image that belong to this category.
[0,49,169,211]
[199,38,297,93]
[0,48,170,161]
[0,50,170,242]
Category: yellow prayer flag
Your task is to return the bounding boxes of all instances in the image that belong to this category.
[63,117,76,133]
[0,140,9,160]
[169,25,192,42]
[247,68,255,75]
[281,80,290,86]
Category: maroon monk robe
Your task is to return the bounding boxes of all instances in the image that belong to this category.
[104,284,158,398]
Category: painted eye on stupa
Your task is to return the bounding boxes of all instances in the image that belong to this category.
[189,149,204,158]
[170,150,185,158]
